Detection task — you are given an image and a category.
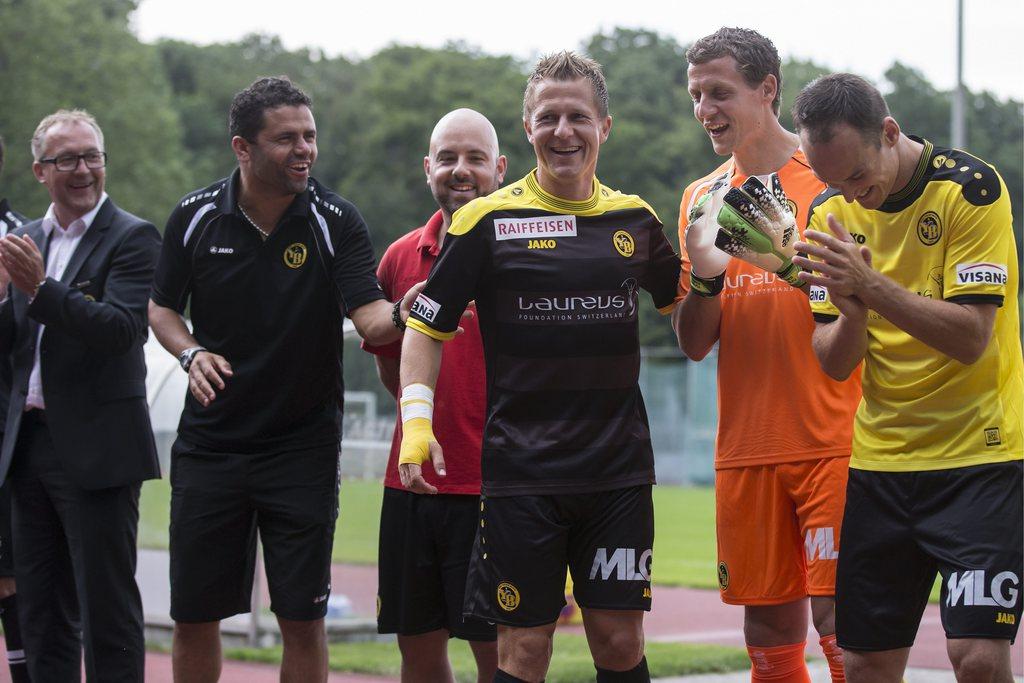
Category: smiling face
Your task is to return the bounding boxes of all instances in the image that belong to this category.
[32,120,105,225]
[234,104,316,198]
[687,55,775,157]
[524,77,611,200]
[425,110,506,222]
[801,120,901,210]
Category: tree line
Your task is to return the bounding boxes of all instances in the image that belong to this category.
[1,0,1021,347]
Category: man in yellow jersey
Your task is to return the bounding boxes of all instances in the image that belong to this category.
[674,28,858,683]
[792,73,1022,683]
[399,52,681,683]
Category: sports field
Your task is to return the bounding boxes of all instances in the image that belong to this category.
[141,477,943,600]
[223,635,749,681]
[139,478,720,587]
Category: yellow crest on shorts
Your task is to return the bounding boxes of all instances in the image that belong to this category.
[717,561,730,590]
[497,581,520,611]
[284,242,308,268]
[613,230,635,258]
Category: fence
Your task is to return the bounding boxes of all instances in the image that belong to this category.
[146,335,720,485]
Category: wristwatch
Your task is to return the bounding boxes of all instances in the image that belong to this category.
[391,299,406,330]
[178,346,206,372]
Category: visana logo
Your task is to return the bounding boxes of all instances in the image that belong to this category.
[590,547,652,582]
[947,570,1019,608]
[956,263,1007,286]
[805,527,839,562]
[412,294,441,323]
[808,286,828,303]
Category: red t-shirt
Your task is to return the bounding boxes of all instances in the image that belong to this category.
[362,211,486,494]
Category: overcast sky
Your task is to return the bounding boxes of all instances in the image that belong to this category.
[132,0,1023,101]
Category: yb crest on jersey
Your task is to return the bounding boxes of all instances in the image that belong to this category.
[283,242,308,268]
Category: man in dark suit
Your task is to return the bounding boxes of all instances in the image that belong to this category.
[0,109,161,682]
[0,134,29,682]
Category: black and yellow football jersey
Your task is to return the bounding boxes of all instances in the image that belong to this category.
[809,137,1022,472]
[407,171,680,496]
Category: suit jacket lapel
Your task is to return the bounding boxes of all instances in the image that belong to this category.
[59,198,113,287]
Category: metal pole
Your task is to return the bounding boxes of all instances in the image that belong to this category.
[952,0,966,148]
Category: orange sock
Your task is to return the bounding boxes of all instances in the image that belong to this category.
[746,642,811,682]
[819,634,845,683]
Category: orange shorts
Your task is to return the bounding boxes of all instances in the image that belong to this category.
[715,456,849,605]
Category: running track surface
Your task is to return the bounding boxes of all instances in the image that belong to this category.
[0,559,1018,681]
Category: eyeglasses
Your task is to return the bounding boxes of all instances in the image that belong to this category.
[39,151,107,172]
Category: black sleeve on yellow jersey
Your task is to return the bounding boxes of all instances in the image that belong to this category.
[409,219,488,336]
[813,312,839,324]
[946,294,1003,305]
[640,215,681,312]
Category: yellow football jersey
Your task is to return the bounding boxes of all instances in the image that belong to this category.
[808,137,1022,472]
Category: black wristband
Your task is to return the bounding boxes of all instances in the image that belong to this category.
[690,271,725,297]
[391,299,406,330]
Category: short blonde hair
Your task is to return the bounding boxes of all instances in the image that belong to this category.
[523,51,609,119]
[31,109,104,161]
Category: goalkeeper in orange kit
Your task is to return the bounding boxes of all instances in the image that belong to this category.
[672,28,862,683]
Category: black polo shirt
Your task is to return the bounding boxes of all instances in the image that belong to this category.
[152,170,385,451]
[0,198,25,237]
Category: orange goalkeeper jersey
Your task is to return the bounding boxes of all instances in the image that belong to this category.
[677,152,861,469]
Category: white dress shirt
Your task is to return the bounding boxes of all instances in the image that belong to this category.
[25,193,108,410]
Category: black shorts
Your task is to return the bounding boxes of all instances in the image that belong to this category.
[377,488,495,641]
[169,437,340,623]
[836,461,1023,650]
[464,485,653,627]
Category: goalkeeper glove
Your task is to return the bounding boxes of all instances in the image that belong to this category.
[685,172,732,297]
[398,383,442,473]
[715,173,803,287]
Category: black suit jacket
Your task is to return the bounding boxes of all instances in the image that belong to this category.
[0,197,161,490]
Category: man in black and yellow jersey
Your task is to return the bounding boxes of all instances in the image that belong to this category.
[791,73,1022,683]
[398,52,680,683]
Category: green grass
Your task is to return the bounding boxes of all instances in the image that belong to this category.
[140,477,387,565]
[140,478,941,599]
[140,479,718,584]
[224,633,749,681]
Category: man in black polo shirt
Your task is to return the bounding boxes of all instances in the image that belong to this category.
[149,77,415,682]
[0,134,28,682]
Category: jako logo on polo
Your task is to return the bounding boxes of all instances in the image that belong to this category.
[956,262,1007,286]
[412,294,441,323]
[494,215,577,241]
[805,527,839,561]
[946,570,1019,608]
[590,548,652,581]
